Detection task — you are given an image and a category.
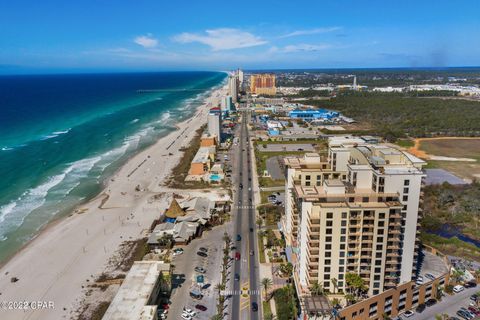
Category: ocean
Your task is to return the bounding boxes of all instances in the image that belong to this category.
[0,71,226,262]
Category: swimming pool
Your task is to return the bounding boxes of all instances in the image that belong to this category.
[210,174,222,181]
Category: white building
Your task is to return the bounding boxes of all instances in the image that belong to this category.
[228,75,239,102]
[283,139,426,298]
[207,111,221,142]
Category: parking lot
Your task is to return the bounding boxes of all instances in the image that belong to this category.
[166,226,228,320]
[260,143,316,152]
[406,286,479,320]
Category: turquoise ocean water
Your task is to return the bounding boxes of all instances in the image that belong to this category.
[0,71,226,262]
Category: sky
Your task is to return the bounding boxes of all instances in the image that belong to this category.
[0,0,479,73]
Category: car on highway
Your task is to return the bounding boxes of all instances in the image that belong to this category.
[194,266,206,274]
[251,302,258,312]
[235,252,241,260]
[234,273,240,281]
[250,250,254,256]
[239,183,243,189]
[236,234,241,241]
[196,251,208,257]
[250,227,253,232]
[425,298,437,307]
[195,304,207,311]
[404,310,414,318]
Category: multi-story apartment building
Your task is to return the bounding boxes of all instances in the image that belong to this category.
[250,73,276,95]
[283,137,426,298]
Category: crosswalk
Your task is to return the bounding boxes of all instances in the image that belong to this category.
[235,205,256,209]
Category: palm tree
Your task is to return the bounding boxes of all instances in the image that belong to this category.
[214,283,225,294]
[451,269,464,284]
[345,293,357,305]
[331,277,338,294]
[222,232,231,245]
[310,282,324,296]
[475,269,480,282]
[346,273,365,298]
[261,277,273,300]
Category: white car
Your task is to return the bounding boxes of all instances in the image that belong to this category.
[181,314,191,320]
[415,276,424,285]
[183,308,196,317]
[404,310,415,318]
[453,285,465,293]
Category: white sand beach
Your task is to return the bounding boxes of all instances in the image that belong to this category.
[0,87,226,320]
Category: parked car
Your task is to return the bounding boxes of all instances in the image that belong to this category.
[465,281,477,288]
[425,273,436,280]
[459,308,474,319]
[198,247,208,253]
[468,306,480,316]
[457,310,471,320]
[404,310,415,318]
[194,266,206,274]
[197,251,208,257]
[235,252,241,260]
[453,285,465,293]
[173,248,184,256]
[425,298,437,307]
[415,304,426,313]
[195,304,207,311]
[181,314,191,320]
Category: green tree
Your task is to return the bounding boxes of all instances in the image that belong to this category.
[346,273,366,298]
[451,269,465,284]
[310,282,324,296]
[331,278,338,294]
[345,293,357,305]
[261,277,273,300]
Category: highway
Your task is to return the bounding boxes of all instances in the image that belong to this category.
[230,110,261,320]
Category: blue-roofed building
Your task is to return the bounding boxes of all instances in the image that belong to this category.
[288,109,339,120]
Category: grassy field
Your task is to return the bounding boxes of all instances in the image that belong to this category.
[418,138,480,180]
[420,138,480,159]
[421,232,480,262]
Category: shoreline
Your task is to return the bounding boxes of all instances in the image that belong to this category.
[0,85,226,320]
[0,83,223,266]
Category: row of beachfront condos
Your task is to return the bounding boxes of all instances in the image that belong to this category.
[282,136,426,299]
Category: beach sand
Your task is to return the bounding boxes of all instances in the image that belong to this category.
[0,87,226,320]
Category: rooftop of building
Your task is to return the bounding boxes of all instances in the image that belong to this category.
[284,153,329,169]
[349,144,425,174]
[293,181,402,208]
[102,261,170,320]
[191,146,215,164]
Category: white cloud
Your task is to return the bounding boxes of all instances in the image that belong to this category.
[173,28,267,51]
[281,44,332,53]
[279,27,341,38]
[134,34,158,48]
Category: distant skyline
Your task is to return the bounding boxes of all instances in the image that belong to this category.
[1,0,479,74]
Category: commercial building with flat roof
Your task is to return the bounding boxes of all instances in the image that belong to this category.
[102,261,172,320]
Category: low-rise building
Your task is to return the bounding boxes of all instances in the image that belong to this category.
[102,261,172,320]
[188,146,216,176]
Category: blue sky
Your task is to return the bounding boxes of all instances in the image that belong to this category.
[1,0,479,73]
